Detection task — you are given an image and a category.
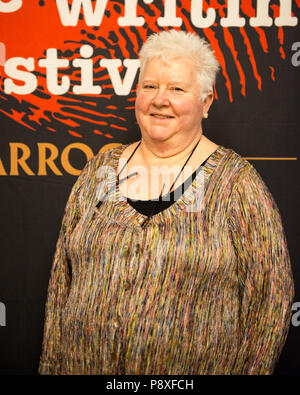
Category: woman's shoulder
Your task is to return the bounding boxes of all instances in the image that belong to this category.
[72,144,126,189]
[206,144,270,198]
[94,143,128,162]
[77,143,129,177]
[214,145,271,193]
[209,145,252,177]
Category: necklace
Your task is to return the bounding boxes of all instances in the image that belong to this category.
[117,137,202,227]
[96,143,140,209]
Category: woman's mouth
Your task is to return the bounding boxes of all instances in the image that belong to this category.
[150,113,174,119]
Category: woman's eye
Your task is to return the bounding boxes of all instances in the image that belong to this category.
[171,86,184,92]
[143,84,156,90]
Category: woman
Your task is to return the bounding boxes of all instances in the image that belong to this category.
[39,30,294,375]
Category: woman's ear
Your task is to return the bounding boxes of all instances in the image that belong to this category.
[203,92,214,114]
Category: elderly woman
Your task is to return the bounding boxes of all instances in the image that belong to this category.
[39,30,294,375]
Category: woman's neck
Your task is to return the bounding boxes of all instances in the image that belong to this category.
[138,134,205,168]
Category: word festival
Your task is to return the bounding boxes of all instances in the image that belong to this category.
[0,0,298,96]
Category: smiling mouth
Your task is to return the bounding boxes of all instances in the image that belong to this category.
[150,113,174,119]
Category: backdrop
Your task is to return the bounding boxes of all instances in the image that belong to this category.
[0,0,299,375]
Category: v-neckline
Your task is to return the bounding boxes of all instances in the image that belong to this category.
[96,143,227,226]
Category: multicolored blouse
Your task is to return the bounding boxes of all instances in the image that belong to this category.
[39,144,294,375]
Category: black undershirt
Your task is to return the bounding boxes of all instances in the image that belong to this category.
[127,156,210,217]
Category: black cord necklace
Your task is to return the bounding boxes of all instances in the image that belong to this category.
[96,142,141,209]
[97,137,202,224]
[121,137,201,227]
[116,141,141,187]
[140,137,202,226]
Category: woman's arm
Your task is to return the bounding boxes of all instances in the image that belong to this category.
[38,156,96,375]
[228,165,294,375]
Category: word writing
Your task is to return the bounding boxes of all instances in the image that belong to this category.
[0,0,298,28]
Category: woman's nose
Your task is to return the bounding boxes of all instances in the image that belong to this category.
[151,89,169,107]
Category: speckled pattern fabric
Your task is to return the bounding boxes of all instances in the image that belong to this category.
[39,144,294,375]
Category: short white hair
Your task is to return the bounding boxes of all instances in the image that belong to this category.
[138,30,220,101]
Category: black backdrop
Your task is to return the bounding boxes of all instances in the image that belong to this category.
[0,1,299,375]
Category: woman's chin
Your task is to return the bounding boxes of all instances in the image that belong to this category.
[143,129,175,144]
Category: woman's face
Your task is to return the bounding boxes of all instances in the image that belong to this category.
[135,56,213,145]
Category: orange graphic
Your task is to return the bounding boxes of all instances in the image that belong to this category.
[0,0,299,138]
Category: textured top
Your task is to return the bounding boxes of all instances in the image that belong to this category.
[39,144,294,375]
[127,153,210,216]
